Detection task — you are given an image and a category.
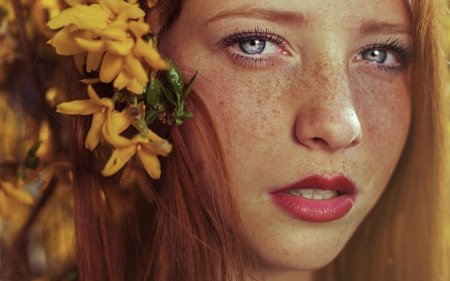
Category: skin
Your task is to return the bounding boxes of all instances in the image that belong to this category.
[162,0,412,280]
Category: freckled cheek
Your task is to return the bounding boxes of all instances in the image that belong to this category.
[194,71,292,136]
[356,79,411,157]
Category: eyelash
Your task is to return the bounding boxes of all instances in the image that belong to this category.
[358,38,414,75]
[220,27,287,68]
[220,28,414,74]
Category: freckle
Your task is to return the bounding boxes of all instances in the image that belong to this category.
[219,101,224,106]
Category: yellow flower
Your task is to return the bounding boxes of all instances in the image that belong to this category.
[47,0,147,74]
[129,21,168,71]
[75,21,167,93]
[56,85,114,150]
[47,0,144,34]
[48,2,167,90]
[101,109,172,179]
[0,181,35,219]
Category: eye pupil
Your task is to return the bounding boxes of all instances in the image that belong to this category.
[239,39,266,55]
[362,49,387,63]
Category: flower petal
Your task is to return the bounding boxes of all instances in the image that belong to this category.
[137,151,161,179]
[142,139,172,156]
[65,0,85,6]
[98,0,120,15]
[146,129,163,142]
[128,21,149,38]
[134,39,168,70]
[0,190,11,218]
[85,111,107,150]
[49,27,85,55]
[125,54,148,85]
[113,109,132,133]
[1,181,34,205]
[101,22,128,41]
[80,78,101,84]
[48,5,109,32]
[105,38,134,56]
[56,99,100,115]
[113,70,131,90]
[99,52,124,82]
[101,146,137,176]
[116,4,145,21]
[75,37,107,53]
[147,0,158,8]
[127,78,145,94]
[86,51,105,72]
[103,109,137,148]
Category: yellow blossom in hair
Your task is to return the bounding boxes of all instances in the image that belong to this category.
[47,0,144,33]
[48,1,168,90]
[75,21,167,93]
[0,181,34,218]
[101,109,171,179]
[56,85,128,150]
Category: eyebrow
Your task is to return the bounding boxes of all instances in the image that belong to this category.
[359,18,412,35]
[206,6,411,36]
[205,6,309,27]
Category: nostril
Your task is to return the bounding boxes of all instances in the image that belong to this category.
[311,137,329,147]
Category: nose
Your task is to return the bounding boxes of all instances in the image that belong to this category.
[295,73,362,152]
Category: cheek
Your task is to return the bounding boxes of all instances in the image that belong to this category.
[350,73,411,200]
[354,74,411,156]
[193,68,294,146]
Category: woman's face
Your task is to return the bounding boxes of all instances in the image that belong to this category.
[163,0,412,279]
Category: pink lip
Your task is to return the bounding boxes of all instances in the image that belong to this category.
[270,175,356,222]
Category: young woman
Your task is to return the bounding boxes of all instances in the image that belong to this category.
[8,0,447,280]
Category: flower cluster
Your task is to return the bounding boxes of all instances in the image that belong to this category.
[47,0,168,94]
[48,0,196,179]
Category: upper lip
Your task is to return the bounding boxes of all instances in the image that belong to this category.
[270,174,357,195]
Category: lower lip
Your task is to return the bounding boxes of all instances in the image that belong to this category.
[271,193,356,222]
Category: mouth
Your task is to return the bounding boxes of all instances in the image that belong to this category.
[270,175,357,223]
[284,189,343,199]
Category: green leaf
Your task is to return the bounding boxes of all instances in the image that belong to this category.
[147,79,162,107]
[180,111,193,119]
[26,142,42,170]
[145,110,159,124]
[182,71,198,101]
[27,141,42,157]
[165,58,184,97]
[174,117,184,125]
[161,85,177,106]
[26,156,40,170]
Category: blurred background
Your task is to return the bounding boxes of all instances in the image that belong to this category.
[0,1,448,280]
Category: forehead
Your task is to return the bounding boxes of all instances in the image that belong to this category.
[180,0,411,31]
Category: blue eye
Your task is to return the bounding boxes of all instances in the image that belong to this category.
[219,27,289,68]
[238,39,281,55]
[239,39,266,55]
[355,39,414,75]
[362,49,387,63]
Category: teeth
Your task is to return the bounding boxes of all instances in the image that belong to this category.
[286,189,338,200]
